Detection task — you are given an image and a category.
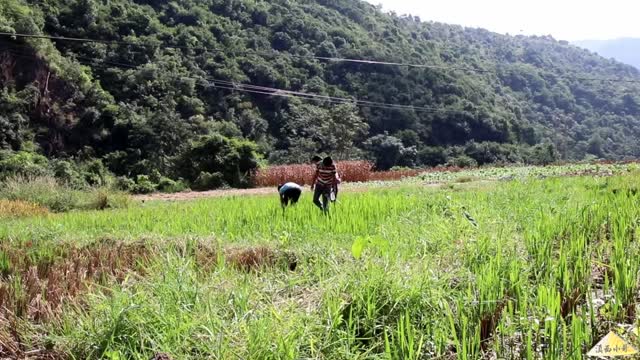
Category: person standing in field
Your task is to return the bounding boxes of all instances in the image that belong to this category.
[278,182,302,209]
[331,166,341,203]
[311,156,338,213]
[311,154,340,203]
[311,155,322,168]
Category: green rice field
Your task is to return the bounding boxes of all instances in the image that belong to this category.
[2,165,640,359]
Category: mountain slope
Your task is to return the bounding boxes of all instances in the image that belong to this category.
[1,0,640,185]
[574,38,640,69]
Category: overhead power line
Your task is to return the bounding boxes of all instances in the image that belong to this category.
[7,31,640,84]
[206,79,463,113]
[0,31,489,72]
[2,32,640,84]
[3,28,640,115]
[1,45,466,114]
[8,31,640,85]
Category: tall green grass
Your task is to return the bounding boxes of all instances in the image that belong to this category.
[2,173,640,359]
[0,176,130,212]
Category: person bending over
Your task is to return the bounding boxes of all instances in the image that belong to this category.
[278,182,302,208]
[311,156,338,213]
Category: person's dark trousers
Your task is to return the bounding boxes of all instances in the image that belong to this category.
[282,188,302,207]
[313,184,331,212]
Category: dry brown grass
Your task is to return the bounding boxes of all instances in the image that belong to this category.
[253,161,374,187]
[0,241,296,325]
[254,163,316,187]
[334,161,373,183]
[254,160,426,187]
[0,241,152,323]
[0,319,65,359]
[191,242,298,273]
[0,241,296,359]
[224,246,297,272]
[0,200,49,219]
[0,241,153,359]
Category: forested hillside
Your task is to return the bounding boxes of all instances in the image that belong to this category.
[1,0,640,190]
[574,38,640,70]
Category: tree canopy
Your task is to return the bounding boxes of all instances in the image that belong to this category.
[1,0,640,187]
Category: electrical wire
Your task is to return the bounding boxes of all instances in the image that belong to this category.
[0,44,467,114]
[0,31,491,73]
[5,31,640,84]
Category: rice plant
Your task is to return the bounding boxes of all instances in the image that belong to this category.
[0,165,639,359]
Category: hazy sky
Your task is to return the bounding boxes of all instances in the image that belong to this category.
[364,0,640,41]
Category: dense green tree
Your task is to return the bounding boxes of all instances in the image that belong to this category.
[529,143,559,166]
[272,102,368,162]
[173,134,259,189]
[0,0,640,187]
[0,114,27,150]
[364,133,417,170]
[418,146,448,167]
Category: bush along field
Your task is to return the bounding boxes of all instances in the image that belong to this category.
[2,169,640,359]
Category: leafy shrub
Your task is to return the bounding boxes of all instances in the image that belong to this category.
[157,177,188,193]
[528,143,559,166]
[192,172,224,191]
[51,159,86,188]
[148,170,162,184]
[1,152,117,190]
[118,175,188,194]
[115,176,136,192]
[364,134,405,170]
[133,175,156,194]
[87,190,131,210]
[0,151,51,179]
[81,159,110,187]
[448,156,478,168]
[456,176,476,183]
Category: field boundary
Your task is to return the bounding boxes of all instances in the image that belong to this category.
[135,162,637,202]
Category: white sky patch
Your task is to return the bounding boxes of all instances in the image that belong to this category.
[364,0,640,41]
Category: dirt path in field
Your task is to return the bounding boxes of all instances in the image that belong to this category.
[135,187,279,201]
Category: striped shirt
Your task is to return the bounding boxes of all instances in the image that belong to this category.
[315,164,337,185]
